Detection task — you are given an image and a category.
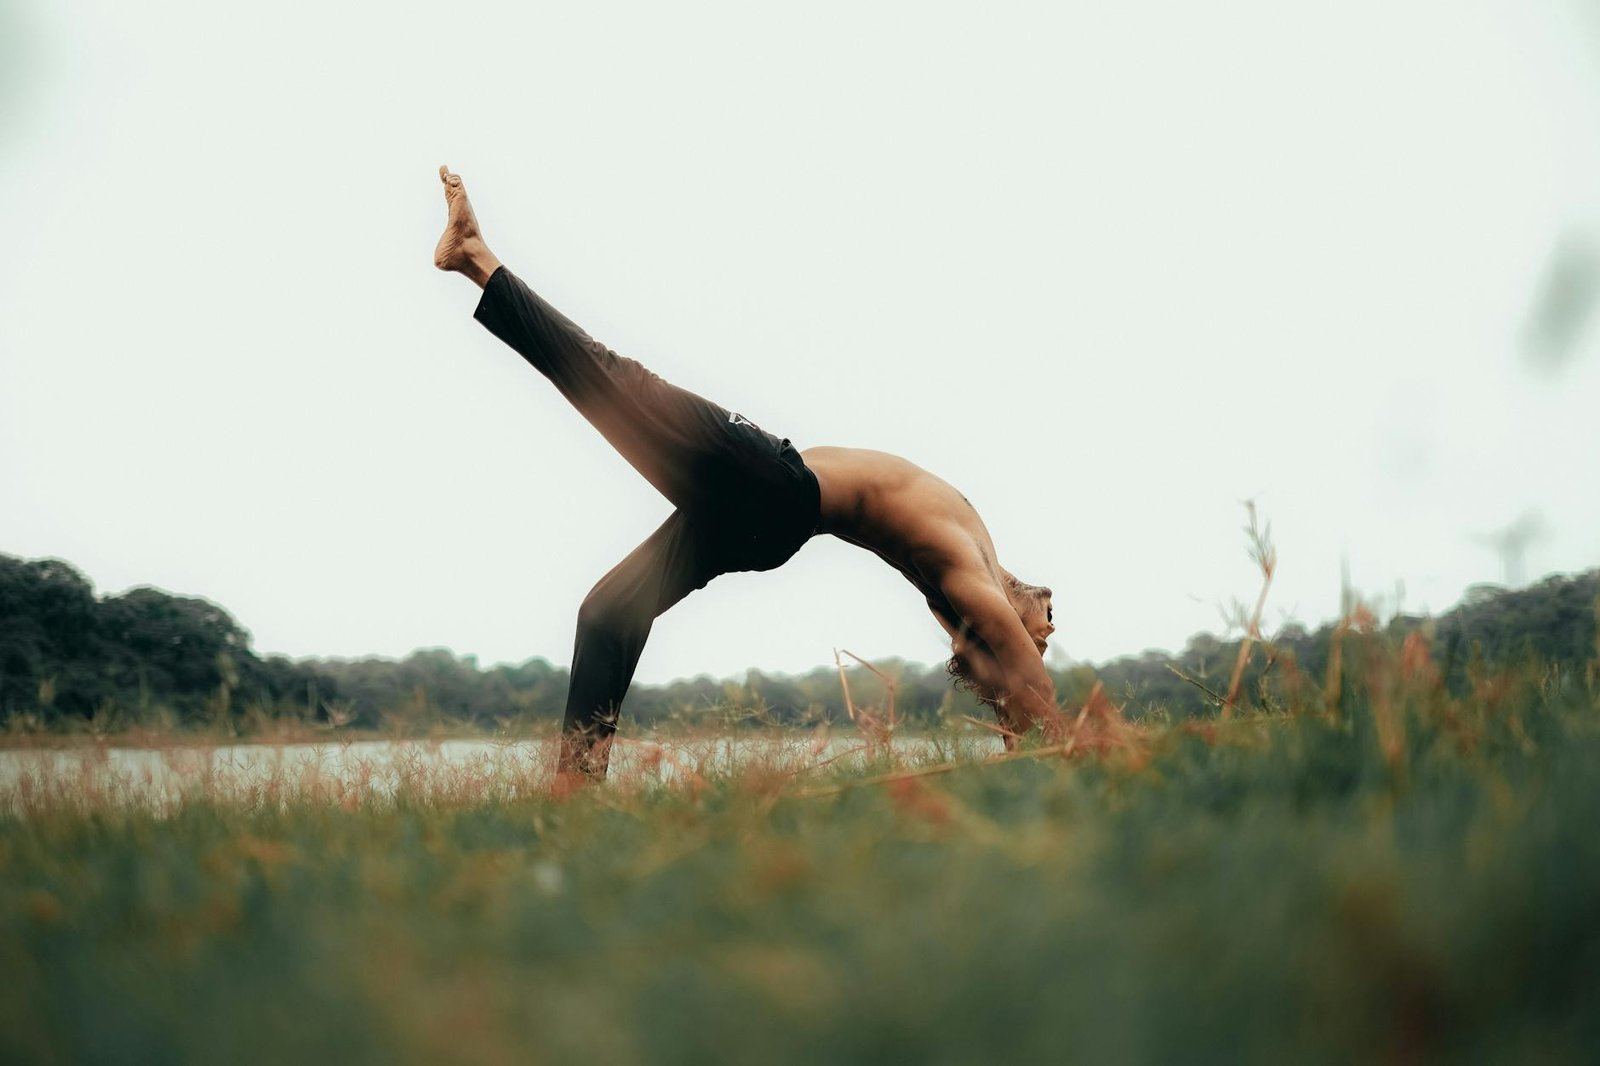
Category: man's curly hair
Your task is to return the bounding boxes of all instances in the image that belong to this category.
[946,647,997,710]
[946,646,976,691]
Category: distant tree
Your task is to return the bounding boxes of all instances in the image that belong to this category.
[2,551,1593,731]
[97,588,253,718]
[0,557,103,716]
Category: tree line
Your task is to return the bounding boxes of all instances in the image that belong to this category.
[1,552,1595,732]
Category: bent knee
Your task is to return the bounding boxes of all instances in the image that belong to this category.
[576,581,649,635]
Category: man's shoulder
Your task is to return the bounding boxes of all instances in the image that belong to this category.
[901,520,986,585]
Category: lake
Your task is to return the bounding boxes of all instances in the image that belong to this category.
[0,731,1000,810]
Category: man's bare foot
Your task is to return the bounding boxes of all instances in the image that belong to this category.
[434,165,503,288]
[555,733,611,791]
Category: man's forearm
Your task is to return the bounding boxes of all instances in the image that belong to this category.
[998,653,1058,731]
[938,570,1062,740]
[965,646,1059,735]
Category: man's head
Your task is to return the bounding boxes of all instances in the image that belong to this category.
[1002,572,1055,655]
[946,573,1056,698]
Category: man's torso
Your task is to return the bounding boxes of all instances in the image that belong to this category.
[800,446,1006,633]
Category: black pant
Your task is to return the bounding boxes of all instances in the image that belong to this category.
[474,267,820,776]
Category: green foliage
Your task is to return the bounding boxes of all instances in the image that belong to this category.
[0,555,312,725]
[1091,570,1600,721]
[306,650,569,730]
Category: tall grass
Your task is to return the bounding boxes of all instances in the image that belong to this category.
[2,625,1598,1064]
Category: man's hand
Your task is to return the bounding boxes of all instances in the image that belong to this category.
[940,569,1060,744]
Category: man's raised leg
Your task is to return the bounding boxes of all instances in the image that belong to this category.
[434,166,755,513]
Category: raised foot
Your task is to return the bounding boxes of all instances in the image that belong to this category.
[433,164,501,286]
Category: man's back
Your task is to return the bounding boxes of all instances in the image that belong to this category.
[801,446,997,600]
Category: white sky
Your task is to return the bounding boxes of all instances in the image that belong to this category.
[2,0,1597,683]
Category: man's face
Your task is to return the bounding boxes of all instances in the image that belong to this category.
[1019,588,1055,655]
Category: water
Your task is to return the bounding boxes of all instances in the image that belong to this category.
[0,732,998,810]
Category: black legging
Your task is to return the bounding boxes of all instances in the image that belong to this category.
[474,266,820,777]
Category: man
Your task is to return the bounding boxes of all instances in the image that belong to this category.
[434,166,1060,782]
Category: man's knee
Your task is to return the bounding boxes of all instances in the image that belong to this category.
[576,577,647,637]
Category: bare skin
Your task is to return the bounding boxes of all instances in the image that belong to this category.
[801,447,1060,743]
[434,166,503,288]
[434,167,1061,756]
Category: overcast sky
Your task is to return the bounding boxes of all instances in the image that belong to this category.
[2,0,1597,683]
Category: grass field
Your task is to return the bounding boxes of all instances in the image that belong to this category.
[3,637,1599,1065]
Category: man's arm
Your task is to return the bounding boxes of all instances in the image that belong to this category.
[940,569,1059,743]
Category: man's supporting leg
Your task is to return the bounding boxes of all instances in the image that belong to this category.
[560,510,718,780]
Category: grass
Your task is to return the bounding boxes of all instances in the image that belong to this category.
[2,634,1599,1064]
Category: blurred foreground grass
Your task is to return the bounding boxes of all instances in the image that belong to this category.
[3,639,1599,1065]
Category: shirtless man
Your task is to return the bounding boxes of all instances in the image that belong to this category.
[433,166,1060,782]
